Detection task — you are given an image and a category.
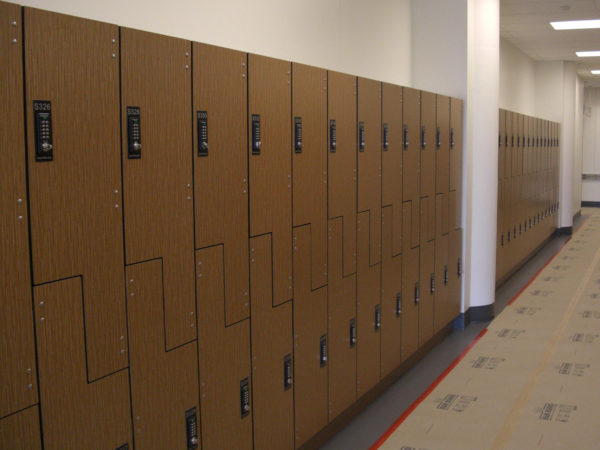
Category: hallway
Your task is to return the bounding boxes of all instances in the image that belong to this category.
[324,211,592,449]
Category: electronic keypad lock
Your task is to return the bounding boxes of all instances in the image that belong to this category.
[396,292,402,316]
[240,378,250,417]
[330,119,337,152]
[251,114,261,155]
[414,282,420,304]
[294,116,302,153]
[185,407,199,450]
[197,110,208,156]
[437,127,441,148]
[383,123,389,150]
[127,106,142,159]
[403,125,409,149]
[374,305,381,330]
[34,100,53,162]
[450,128,455,149]
[350,318,357,347]
[319,335,327,367]
[283,354,292,390]
[421,126,426,148]
[359,121,365,151]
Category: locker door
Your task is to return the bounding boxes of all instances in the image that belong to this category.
[498,109,505,182]
[433,234,449,333]
[382,83,403,256]
[0,2,37,418]
[420,192,436,244]
[121,28,195,350]
[126,260,199,449]
[248,54,292,307]
[327,217,357,421]
[249,235,293,450]
[328,71,357,277]
[357,77,382,265]
[449,98,463,192]
[196,246,252,450]
[193,43,250,324]
[381,206,402,377]
[436,95,450,237]
[401,202,419,359]
[292,63,328,290]
[293,226,328,447]
[24,7,126,380]
[420,91,436,199]
[403,87,421,203]
[356,210,381,396]
[0,406,41,450]
[448,228,463,319]
[419,239,435,347]
[34,278,131,449]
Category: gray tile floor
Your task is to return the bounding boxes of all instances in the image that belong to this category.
[321,215,583,450]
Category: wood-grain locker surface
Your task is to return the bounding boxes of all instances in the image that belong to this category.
[401,246,420,361]
[356,210,381,396]
[328,70,357,278]
[516,112,524,176]
[420,195,435,244]
[448,228,463,316]
[450,97,463,192]
[120,28,196,349]
[505,111,513,181]
[419,239,435,345]
[193,42,250,324]
[0,406,41,450]
[382,83,403,257]
[436,95,450,197]
[248,54,293,307]
[381,206,402,377]
[403,87,421,202]
[33,278,131,449]
[292,225,328,447]
[0,2,37,418]
[420,91,436,199]
[402,199,420,252]
[126,260,199,449]
[357,77,382,265]
[196,246,252,450]
[510,111,519,179]
[433,234,449,333]
[249,235,293,450]
[499,109,505,182]
[327,217,357,421]
[292,63,328,290]
[24,7,126,379]
[435,192,449,239]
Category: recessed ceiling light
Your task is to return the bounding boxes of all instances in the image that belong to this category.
[592,70,600,74]
[577,51,600,57]
[551,19,600,30]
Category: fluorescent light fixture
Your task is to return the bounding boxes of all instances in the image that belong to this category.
[577,51,600,57]
[551,19,600,30]
[592,70,600,74]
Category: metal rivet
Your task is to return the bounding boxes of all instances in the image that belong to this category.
[12,21,17,26]
[40,317,45,322]
[120,336,124,341]
[28,384,33,389]
[198,274,202,278]
[185,52,189,57]
[190,323,195,328]
[185,64,189,69]
[39,301,44,307]
[187,196,191,200]
[17,198,22,203]
[130,279,134,283]
[243,190,246,193]
[242,62,246,66]
[120,349,126,354]
[111,53,116,58]
[111,38,116,44]
[12,38,17,44]
[130,292,134,297]
[187,183,191,188]
[114,189,118,194]
[198,261,202,265]
[18,215,23,220]
[245,302,248,306]
[26,368,32,374]
[115,204,119,208]
[190,311,194,315]
[242,74,246,78]
[251,259,255,262]
[244,292,248,296]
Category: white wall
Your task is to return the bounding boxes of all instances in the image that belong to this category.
[534,61,565,122]
[499,38,535,115]
[582,87,600,202]
[16,0,412,85]
[411,0,468,98]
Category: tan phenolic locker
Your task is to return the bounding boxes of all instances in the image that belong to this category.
[328,71,357,277]
[196,246,252,450]
[419,239,435,345]
[120,28,196,350]
[436,95,450,238]
[193,43,250,324]
[356,210,382,396]
[327,217,357,421]
[497,110,506,281]
[292,63,328,290]
[403,87,421,204]
[24,7,127,380]
[381,206,403,376]
[126,260,199,449]
[0,1,37,418]
[381,83,403,377]
[433,234,449,333]
[33,278,131,449]
[448,228,463,319]
[420,91,436,200]
[249,234,294,450]
[449,98,463,194]
[401,202,420,360]
[292,226,328,447]
[357,77,382,264]
[248,54,292,308]
[0,406,41,450]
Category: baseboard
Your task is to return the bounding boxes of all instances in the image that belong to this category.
[581,201,600,208]
[454,304,494,329]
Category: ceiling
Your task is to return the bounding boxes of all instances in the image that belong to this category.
[501,0,600,86]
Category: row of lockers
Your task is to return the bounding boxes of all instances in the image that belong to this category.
[0,3,464,449]
[496,109,559,282]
